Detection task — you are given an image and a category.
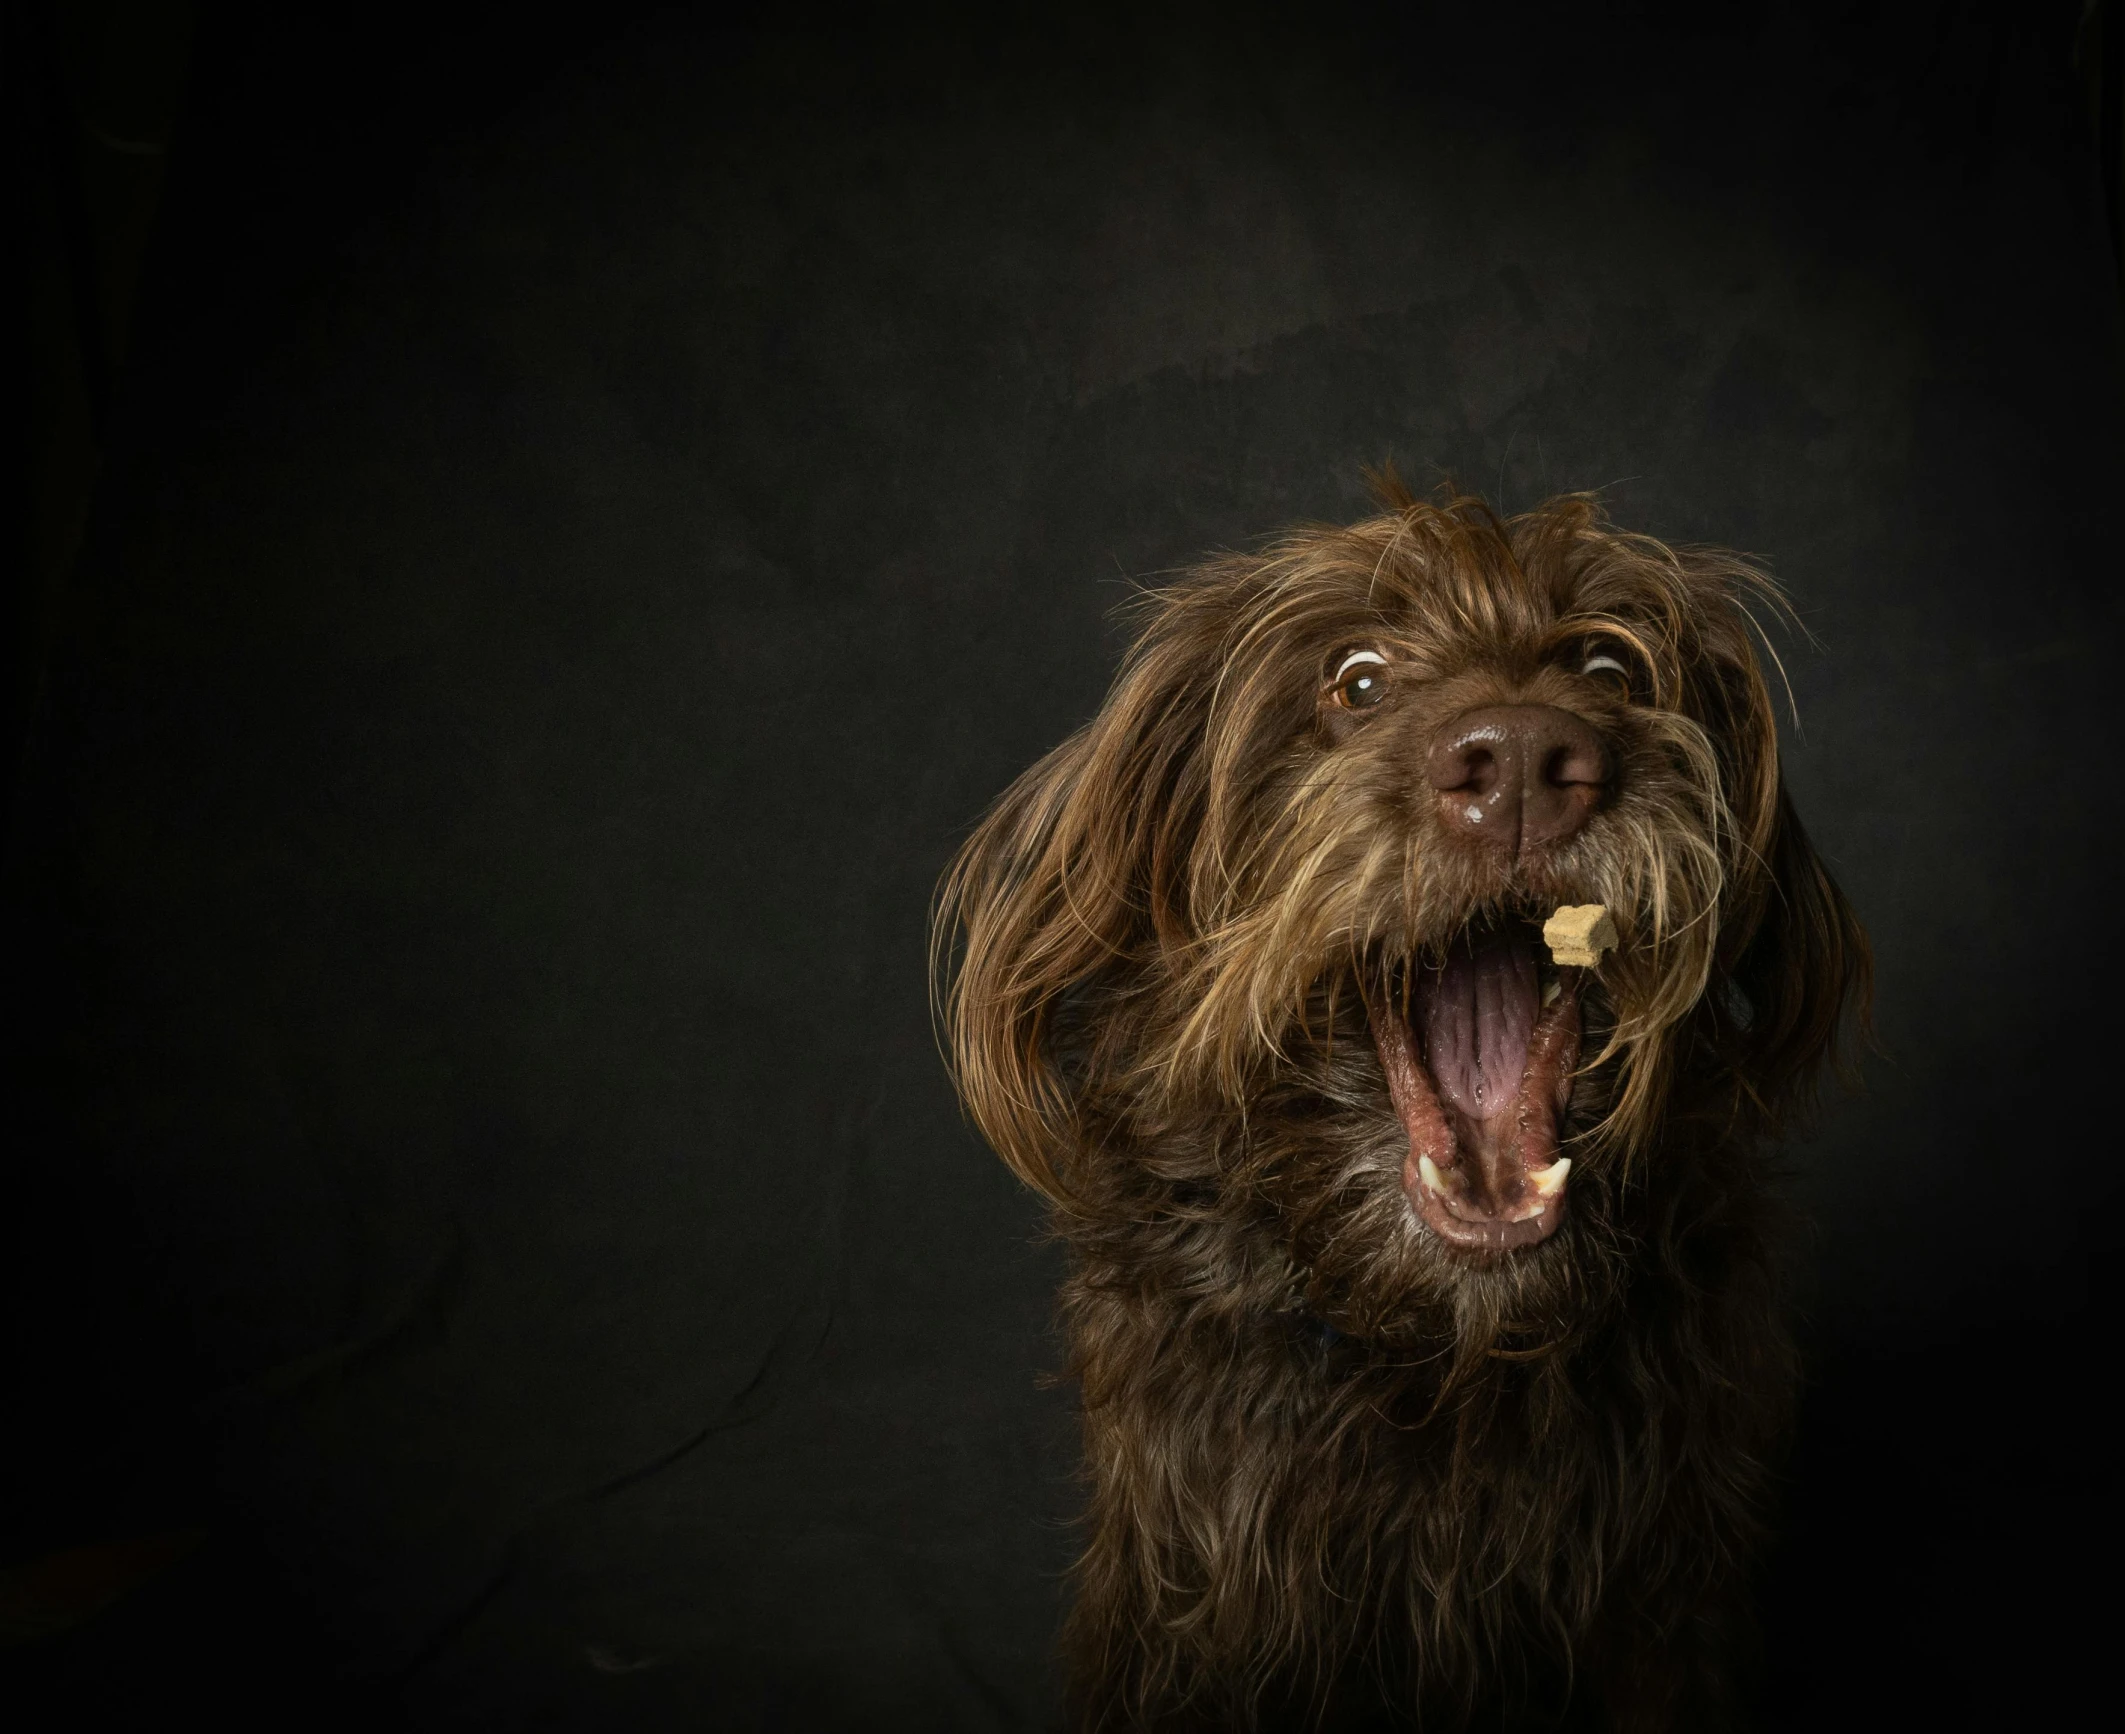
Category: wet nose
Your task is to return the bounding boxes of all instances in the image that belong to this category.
[1427,705,1610,851]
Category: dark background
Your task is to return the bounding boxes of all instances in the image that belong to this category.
[7,3,2120,1728]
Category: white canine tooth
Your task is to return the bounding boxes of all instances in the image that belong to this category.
[1418,1155,1452,1196]
[1542,978,1561,1006]
[1529,1158,1571,1198]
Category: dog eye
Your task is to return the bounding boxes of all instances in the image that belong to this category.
[1329,650,1390,710]
[1579,646,1636,696]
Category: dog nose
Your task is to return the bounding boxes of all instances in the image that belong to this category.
[1427,705,1610,850]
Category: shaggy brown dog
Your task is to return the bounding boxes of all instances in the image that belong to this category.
[935,483,1868,1732]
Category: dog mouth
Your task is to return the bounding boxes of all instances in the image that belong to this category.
[1370,921,1585,1253]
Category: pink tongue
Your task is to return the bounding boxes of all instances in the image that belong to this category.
[1413,931,1538,1127]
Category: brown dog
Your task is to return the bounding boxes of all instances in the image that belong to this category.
[935,482,1868,1731]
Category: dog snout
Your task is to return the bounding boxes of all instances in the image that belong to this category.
[1427,705,1610,851]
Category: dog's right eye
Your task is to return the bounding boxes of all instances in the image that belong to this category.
[1329,651,1390,710]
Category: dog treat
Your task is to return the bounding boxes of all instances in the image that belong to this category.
[1543,903,1618,968]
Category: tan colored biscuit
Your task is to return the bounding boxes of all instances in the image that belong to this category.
[1543,903,1619,968]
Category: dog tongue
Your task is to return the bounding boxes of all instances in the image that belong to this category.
[1415,930,1538,1129]
[1373,925,1580,1245]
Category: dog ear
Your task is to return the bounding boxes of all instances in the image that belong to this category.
[1718,779,1872,1127]
[933,624,1216,1203]
[1656,560,1871,1129]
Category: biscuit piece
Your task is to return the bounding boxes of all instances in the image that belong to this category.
[1543,904,1618,968]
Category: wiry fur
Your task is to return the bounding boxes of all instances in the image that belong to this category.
[934,484,1869,1730]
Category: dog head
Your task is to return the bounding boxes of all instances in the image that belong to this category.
[937,484,1867,1338]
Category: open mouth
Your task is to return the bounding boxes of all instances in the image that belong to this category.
[1370,920,1586,1253]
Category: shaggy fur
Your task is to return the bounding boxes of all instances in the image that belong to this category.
[934,482,1868,1731]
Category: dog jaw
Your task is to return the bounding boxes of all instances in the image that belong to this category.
[1371,925,1584,1253]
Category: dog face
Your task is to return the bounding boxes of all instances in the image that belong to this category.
[939,487,1866,1339]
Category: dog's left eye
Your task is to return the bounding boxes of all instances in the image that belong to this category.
[1579,646,1636,696]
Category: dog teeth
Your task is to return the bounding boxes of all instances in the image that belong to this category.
[1542,978,1560,1006]
[1529,1158,1571,1199]
[1417,1155,1454,1197]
